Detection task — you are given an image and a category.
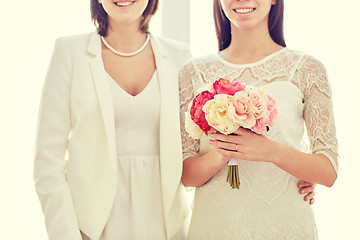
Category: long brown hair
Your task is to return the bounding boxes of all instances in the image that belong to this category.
[213,0,286,51]
[90,0,159,36]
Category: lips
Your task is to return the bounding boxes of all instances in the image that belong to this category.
[234,8,256,14]
[114,1,135,7]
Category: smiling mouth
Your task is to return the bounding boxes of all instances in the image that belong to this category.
[114,1,135,7]
[234,8,256,14]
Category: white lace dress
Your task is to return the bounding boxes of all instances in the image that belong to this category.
[179,48,339,240]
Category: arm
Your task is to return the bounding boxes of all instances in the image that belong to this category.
[182,150,228,187]
[274,145,336,187]
[184,133,319,198]
[183,132,319,195]
[34,39,82,240]
[211,128,335,187]
[211,56,338,188]
[274,56,338,187]
[273,143,336,187]
[178,61,228,187]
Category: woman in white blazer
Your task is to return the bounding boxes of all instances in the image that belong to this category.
[34,0,192,239]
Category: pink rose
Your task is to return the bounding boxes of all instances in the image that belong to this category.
[248,88,267,119]
[213,78,246,96]
[267,108,278,126]
[251,110,276,133]
[251,117,268,134]
[266,94,276,110]
[190,90,214,132]
[229,91,256,128]
[265,94,277,126]
[251,94,277,133]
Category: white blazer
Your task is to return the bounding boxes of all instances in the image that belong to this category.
[34,32,193,240]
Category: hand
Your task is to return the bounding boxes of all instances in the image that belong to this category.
[298,180,316,205]
[209,128,277,163]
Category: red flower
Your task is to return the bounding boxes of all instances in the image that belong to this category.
[190,91,214,132]
[213,78,246,96]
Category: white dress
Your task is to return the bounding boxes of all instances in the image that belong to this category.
[94,71,167,240]
[179,48,339,240]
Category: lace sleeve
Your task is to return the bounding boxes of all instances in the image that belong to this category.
[296,56,339,173]
[179,60,200,160]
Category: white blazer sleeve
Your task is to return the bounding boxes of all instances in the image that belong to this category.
[34,39,82,240]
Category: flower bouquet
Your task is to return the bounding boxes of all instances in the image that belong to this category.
[185,78,277,189]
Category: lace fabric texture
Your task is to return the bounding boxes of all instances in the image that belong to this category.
[179,48,338,239]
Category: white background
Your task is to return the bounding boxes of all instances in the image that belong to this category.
[1,0,359,239]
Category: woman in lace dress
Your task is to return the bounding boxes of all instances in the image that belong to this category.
[179,0,338,239]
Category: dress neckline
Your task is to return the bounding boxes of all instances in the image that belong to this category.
[106,70,157,98]
[216,47,287,68]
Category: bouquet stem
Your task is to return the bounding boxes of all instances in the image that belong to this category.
[226,158,240,189]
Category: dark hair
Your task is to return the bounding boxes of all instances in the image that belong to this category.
[90,0,159,36]
[213,0,286,51]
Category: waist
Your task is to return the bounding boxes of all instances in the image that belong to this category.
[116,155,160,161]
[115,138,160,156]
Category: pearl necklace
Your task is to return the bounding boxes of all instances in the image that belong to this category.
[100,34,150,57]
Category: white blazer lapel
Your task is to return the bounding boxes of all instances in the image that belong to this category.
[88,32,117,169]
[151,35,183,223]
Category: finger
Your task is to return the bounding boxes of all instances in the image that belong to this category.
[299,186,315,195]
[207,128,217,134]
[309,198,315,205]
[297,180,314,189]
[209,140,237,151]
[216,148,244,160]
[298,180,312,188]
[233,127,251,135]
[210,133,239,143]
[304,192,314,202]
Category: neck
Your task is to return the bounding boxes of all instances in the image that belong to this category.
[104,19,147,52]
[223,22,282,62]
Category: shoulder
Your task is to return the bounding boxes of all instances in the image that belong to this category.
[46,32,96,72]
[152,34,190,53]
[151,34,193,67]
[192,53,220,65]
[54,32,93,46]
[178,53,219,87]
[179,53,219,73]
[286,48,327,73]
[287,49,330,96]
[52,32,94,53]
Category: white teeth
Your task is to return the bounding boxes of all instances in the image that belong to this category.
[115,1,133,7]
[235,8,255,13]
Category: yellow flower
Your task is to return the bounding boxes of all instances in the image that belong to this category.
[202,94,240,135]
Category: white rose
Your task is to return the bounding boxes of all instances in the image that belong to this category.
[185,109,203,139]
